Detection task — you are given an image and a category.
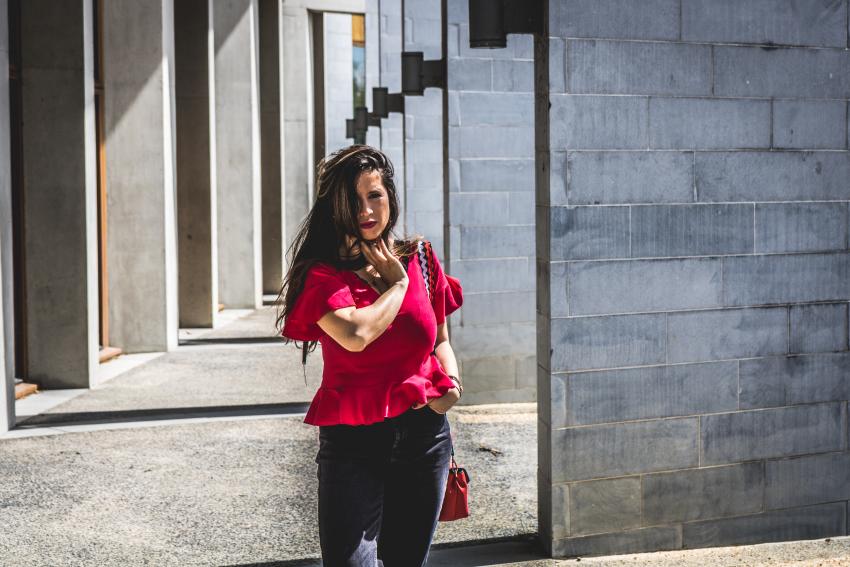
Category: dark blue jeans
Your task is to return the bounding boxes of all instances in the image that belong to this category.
[316,406,453,567]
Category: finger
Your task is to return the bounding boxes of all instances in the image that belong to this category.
[379,237,394,257]
[411,402,427,409]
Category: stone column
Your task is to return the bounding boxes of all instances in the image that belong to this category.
[21,0,99,387]
[103,0,179,352]
[213,0,262,309]
[259,0,284,294]
[281,5,313,250]
[0,0,14,432]
[323,12,354,153]
[176,0,218,327]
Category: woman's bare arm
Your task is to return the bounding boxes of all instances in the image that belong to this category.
[316,236,410,352]
[433,322,459,377]
[316,280,408,352]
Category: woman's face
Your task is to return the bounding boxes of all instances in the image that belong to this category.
[353,169,390,242]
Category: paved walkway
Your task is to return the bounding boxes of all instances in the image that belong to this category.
[5,307,850,566]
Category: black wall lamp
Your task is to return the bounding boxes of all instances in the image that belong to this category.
[401,52,445,95]
[372,87,404,117]
[346,106,381,141]
[468,0,542,48]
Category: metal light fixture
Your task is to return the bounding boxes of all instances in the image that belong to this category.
[468,0,542,49]
[372,87,405,117]
[401,52,445,96]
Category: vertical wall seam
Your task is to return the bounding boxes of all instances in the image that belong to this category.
[769,98,774,149]
[692,151,697,202]
[678,0,683,41]
[709,44,714,96]
[736,359,741,410]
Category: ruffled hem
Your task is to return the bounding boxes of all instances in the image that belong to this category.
[304,355,457,426]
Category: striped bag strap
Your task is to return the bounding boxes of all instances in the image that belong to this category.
[416,240,432,299]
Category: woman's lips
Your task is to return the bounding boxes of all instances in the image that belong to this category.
[360,221,377,228]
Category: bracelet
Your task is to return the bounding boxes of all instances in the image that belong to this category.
[448,374,463,398]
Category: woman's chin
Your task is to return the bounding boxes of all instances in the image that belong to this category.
[359,228,383,240]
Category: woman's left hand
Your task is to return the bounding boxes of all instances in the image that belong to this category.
[412,387,460,414]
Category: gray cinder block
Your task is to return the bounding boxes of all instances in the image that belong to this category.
[457,92,533,126]
[631,204,754,258]
[569,477,641,536]
[448,58,493,92]
[790,303,849,354]
[458,158,534,192]
[552,313,666,371]
[452,257,534,292]
[773,100,848,149]
[551,0,679,41]
[449,192,511,226]
[642,462,764,525]
[549,37,566,93]
[492,60,534,93]
[668,307,787,363]
[550,95,648,150]
[765,452,850,510]
[567,257,723,315]
[553,527,681,558]
[681,0,847,47]
[739,352,850,410]
[454,125,534,158]
[649,97,771,150]
[568,151,693,204]
[460,291,535,325]
[553,417,698,481]
[715,46,850,99]
[701,402,845,465]
[452,321,536,358]
[754,202,848,254]
[568,39,712,96]
[696,151,850,202]
[566,361,738,426]
[460,225,535,258]
[722,252,850,306]
[550,206,630,261]
[682,502,846,549]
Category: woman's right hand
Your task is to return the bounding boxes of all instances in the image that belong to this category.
[356,235,409,288]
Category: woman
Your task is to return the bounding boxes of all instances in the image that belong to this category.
[275,145,464,566]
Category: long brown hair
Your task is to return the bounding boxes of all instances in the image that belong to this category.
[274,145,423,362]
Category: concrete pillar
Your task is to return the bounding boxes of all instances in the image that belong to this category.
[259,0,284,294]
[280,0,365,254]
[536,0,850,557]
[0,0,14,433]
[377,0,404,228]
[281,5,313,250]
[323,12,354,153]
[364,0,380,147]
[175,0,218,327]
[103,0,179,352]
[213,0,262,309]
[20,0,99,388]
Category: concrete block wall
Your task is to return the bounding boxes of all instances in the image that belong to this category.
[446,0,536,404]
[537,0,850,557]
[402,0,444,254]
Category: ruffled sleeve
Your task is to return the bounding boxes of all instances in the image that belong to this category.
[429,243,463,325]
[281,263,356,341]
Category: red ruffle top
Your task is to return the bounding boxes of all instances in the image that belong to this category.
[281,241,463,426]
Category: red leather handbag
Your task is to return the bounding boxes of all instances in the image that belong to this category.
[439,449,470,522]
[415,240,470,522]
